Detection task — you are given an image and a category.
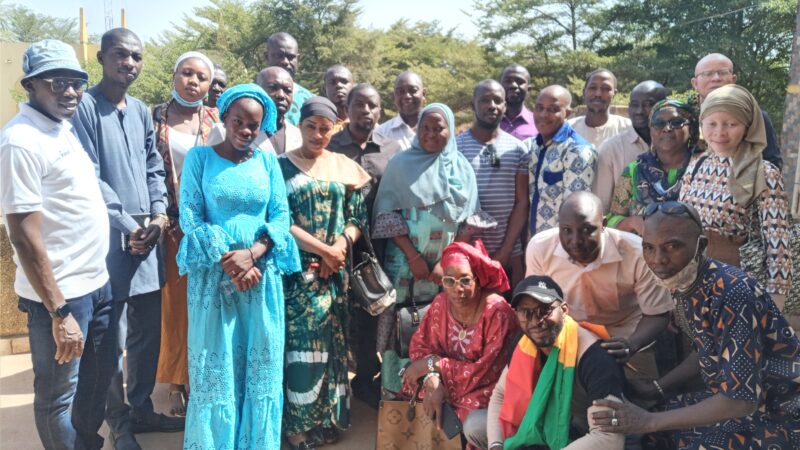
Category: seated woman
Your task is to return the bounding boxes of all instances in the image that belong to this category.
[679,85,791,310]
[372,103,494,361]
[401,241,519,449]
[592,201,800,449]
[608,99,699,236]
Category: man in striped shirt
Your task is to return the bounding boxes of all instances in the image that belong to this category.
[457,79,530,288]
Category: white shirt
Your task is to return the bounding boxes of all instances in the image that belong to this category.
[0,103,109,302]
[373,115,415,154]
[568,114,632,149]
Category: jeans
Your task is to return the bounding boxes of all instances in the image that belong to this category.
[105,290,162,433]
[20,282,116,450]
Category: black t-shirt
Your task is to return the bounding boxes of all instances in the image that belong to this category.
[576,340,625,402]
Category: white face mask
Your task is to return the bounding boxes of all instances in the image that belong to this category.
[653,238,703,292]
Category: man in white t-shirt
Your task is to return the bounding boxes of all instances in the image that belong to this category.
[568,69,632,148]
[0,40,115,450]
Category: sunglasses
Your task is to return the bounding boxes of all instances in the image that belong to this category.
[38,77,88,94]
[481,144,500,168]
[442,276,475,288]
[515,303,558,322]
[643,201,704,230]
[651,117,689,131]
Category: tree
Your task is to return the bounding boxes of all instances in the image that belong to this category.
[0,1,78,43]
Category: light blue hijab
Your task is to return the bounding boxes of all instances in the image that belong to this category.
[374,103,479,223]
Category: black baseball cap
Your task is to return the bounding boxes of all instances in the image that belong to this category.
[511,275,565,307]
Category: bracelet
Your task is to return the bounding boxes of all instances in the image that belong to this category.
[248,248,256,265]
[421,371,440,385]
[489,442,504,450]
[652,379,665,398]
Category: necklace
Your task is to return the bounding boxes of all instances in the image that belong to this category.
[297,148,330,196]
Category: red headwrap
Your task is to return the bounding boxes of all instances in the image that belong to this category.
[440,240,510,291]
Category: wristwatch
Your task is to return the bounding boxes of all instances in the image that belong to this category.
[48,302,71,319]
[427,355,436,373]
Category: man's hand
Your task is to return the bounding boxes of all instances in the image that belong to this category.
[491,246,511,268]
[129,216,167,255]
[601,336,635,363]
[52,313,84,364]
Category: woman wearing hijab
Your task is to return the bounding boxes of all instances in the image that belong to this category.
[679,84,791,309]
[372,103,494,358]
[154,51,221,415]
[608,99,700,236]
[278,96,370,450]
[178,84,300,448]
[400,241,518,449]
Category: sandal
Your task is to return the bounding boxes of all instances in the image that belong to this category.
[287,437,317,450]
[321,426,339,445]
[168,390,187,417]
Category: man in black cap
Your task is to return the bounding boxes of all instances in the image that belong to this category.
[463,275,625,450]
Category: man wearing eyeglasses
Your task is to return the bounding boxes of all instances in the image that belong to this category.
[71,28,180,450]
[457,80,530,289]
[464,275,625,450]
[691,53,781,169]
[525,191,672,392]
[1,39,116,450]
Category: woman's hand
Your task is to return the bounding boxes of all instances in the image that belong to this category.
[221,249,254,278]
[616,216,644,236]
[590,399,656,434]
[234,266,262,292]
[408,253,430,281]
[402,359,430,386]
[321,243,346,273]
[422,377,447,429]
[626,377,663,402]
[318,260,337,279]
[428,261,443,285]
[166,219,184,245]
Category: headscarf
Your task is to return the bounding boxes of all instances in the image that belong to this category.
[373,103,480,223]
[440,240,509,292]
[634,99,698,204]
[700,84,767,205]
[172,51,215,108]
[216,83,277,135]
[285,96,371,189]
[300,96,338,123]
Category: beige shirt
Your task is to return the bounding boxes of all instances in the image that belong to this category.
[525,228,673,337]
[593,127,649,212]
[568,114,632,149]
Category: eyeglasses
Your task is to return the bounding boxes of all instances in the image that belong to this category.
[651,118,689,131]
[442,276,475,288]
[643,201,704,231]
[695,68,733,79]
[515,304,557,322]
[481,144,500,168]
[38,77,88,94]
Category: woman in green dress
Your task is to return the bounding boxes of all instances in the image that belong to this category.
[278,97,371,450]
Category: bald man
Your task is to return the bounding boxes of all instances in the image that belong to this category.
[526,85,596,235]
[266,32,314,126]
[594,81,669,212]
[568,69,632,148]
[500,63,538,141]
[373,71,426,153]
[324,64,354,134]
[525,191,672,383]
[457,80,529,288]
[691,53,782,168]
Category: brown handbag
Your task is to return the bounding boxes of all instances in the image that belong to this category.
[375,382,462,450]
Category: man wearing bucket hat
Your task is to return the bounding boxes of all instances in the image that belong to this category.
[0,39,116,450]
[463,275,625,450]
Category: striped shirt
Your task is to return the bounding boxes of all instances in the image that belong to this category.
[457,129,529,256]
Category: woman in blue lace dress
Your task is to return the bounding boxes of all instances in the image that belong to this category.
[177,84,300,448]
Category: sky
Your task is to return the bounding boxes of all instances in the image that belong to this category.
[24,0,480,42]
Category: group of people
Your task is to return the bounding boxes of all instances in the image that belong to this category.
[1,24,798,450]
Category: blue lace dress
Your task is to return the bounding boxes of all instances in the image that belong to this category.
[177,146,300,449]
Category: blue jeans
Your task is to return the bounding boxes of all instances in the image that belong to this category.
[105,290,162,433]
[19,282,116,450]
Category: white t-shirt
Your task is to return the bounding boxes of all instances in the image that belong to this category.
[0,103,109,302]
[567,113,632,149]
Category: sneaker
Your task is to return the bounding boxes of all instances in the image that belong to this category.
[109,431,142,450]
[130,412,185,433]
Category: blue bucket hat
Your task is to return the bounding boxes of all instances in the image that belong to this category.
[22,39,88,81]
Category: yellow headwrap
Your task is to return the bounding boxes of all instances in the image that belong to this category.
[700,84,767,206]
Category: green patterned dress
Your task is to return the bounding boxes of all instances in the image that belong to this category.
[278,156,367,435]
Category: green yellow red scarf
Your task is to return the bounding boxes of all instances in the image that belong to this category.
[499,315,609,449]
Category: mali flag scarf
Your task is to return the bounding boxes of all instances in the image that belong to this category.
[498,316,609,450]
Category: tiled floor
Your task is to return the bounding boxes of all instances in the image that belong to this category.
[0,353,376,449]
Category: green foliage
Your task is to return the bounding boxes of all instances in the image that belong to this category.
[0,1,78,43]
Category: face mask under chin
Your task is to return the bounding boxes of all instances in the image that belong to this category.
[652,238,703,292]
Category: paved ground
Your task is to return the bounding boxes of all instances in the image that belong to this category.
[0,353,376,450]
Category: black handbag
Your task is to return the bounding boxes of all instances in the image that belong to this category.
[396,281,432,358]
[344,230,396,316]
